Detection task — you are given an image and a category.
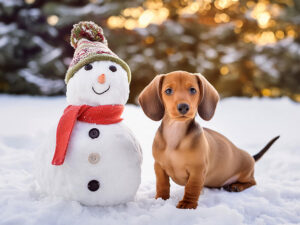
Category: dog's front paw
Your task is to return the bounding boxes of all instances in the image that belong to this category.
[155,193,170,200]
[176,200,198,209]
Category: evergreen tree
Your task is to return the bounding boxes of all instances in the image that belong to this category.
[0,0,299,103]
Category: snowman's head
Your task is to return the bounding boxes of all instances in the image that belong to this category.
[66,60,129,106]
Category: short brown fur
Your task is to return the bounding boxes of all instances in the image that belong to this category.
[139,71,278,209]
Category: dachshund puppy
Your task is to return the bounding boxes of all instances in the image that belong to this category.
[138,71,279,209]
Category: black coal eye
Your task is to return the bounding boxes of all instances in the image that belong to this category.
[84,64,93,71]
[109,65,117,72]
[165,88,173,95]
[190,87,197,94]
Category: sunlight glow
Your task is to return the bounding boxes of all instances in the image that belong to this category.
[257,11,271,28]
[214,13,230,23]
[214,0,237,10]
[138,10,155,28]
[108,5,169,30]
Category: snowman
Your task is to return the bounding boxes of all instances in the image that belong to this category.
[35,21,142,206]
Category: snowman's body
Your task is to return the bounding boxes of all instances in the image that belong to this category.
[36,59,142,206]
[36,121,142,206]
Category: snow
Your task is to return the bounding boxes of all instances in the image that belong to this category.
[220,47,244,64]
[253,55,279,78]
[0,95,300,225]
[0,23,17,35]
[19,70,65,95]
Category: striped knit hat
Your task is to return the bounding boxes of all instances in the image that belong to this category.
[65,21,131,84]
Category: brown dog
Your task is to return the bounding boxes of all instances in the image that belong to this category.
[138,71,279,209]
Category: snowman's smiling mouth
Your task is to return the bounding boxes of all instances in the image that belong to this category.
[92,85,110,95]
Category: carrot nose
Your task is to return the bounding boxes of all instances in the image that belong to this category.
[97,74,106,84]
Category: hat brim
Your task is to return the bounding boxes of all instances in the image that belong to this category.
[65,54,131,84]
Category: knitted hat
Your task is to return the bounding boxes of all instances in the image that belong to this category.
[65,21,131,83]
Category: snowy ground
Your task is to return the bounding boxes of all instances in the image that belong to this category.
[0,95,299,225]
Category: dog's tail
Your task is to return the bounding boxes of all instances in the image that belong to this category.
[253,136,280,162]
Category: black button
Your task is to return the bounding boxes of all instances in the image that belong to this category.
[87,180,100,192]
[89,128,100,139]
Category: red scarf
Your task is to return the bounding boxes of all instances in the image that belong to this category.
[52,104,124,165]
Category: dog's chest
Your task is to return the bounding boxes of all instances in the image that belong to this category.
[154,147,189,186]
[162,121,187,149]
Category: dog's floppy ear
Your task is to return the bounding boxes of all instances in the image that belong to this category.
[195,73,219,121]
[138,75,165,121]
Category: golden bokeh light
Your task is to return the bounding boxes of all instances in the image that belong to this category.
[138,10,155,28]
[152,8,169,24]
[270,87,281,96]
[251,2,269,28]
[214,0,237,10]
[122,7,143,18]
[243,31,279,45]
[145,36,155,44]
[214,13,230,23]
[144,0,164,10]
[262,88,271,96]
[275,30,285,39]
[179,1,200,14]
[124,19,137,30]
[47,15,59,26]
[294,94,300,102]
[179,0,213,15]
[287,29,296,38]
[257,11,271,28]
[107,16,124,29]
[105,0,290,48]
[270,4,281,17]
[220,66,229,75]
[246,1,255,8]
[235,20,243,28]
[108,4,169,30]
[257,31,276,45]
[250,1,283,30]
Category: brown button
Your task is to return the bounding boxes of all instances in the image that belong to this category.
[88,153,100,164]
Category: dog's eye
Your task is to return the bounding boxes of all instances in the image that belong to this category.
[165,88,173,95]
[84,64,93,71]
[190,87,197,94]
[109,65,117,72]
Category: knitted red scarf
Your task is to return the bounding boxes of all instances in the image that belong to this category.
[52,104,124,165]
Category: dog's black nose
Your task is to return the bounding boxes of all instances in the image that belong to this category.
[177,103,189,115]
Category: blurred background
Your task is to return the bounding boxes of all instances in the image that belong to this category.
[0,0,299,104]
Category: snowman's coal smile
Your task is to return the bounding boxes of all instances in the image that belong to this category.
[92,85,110,95]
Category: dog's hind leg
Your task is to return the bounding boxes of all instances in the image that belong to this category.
[223,179,256,192]
[223,169,256,192]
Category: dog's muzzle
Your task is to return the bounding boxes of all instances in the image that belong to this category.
[177,103,189,115]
